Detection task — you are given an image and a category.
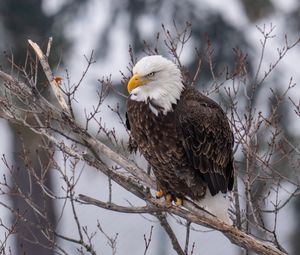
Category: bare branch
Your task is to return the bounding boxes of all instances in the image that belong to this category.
[28,39,70,114]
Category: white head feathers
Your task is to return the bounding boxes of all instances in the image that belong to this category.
[128,55,184,115]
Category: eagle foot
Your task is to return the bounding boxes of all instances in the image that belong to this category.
[156,190,183,206]
[165,194,183,206]
[165,194,173,206]
[156,189,164,199]
[175,197,183,206]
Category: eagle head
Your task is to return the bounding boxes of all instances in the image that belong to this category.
[127,55,184,115]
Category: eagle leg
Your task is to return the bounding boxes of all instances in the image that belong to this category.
[156,189,183,206]
[156,189,164,199]
[165,194,183,206]
[156,189,172,205]
[175,197,183,206]
[165,194,173,205]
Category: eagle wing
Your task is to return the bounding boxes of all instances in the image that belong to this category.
[126,112,139,153]
[176,88,234,196]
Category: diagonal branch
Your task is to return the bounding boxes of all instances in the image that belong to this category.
[28,39,70,114]
[156,213,185,255]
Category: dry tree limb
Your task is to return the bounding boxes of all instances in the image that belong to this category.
[78,194,286,255]
[78,194,163,214]
[28,39,70,114]
[156,213,185,255]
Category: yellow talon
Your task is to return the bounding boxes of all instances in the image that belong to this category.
[175,197,183,206]
[156,191,182,206]
[165,194,172,205]
[156,189,164,198]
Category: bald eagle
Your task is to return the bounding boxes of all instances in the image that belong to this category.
[126,55,234,221]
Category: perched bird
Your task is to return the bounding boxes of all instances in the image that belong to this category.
[126,55,234,222]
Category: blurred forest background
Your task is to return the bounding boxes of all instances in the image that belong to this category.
[0,0,300,254]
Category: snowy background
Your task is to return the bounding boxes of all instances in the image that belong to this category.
[0,0,300,254]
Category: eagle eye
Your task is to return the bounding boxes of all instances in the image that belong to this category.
[146,72,156,77]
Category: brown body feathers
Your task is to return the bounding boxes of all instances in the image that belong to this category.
[126,86,234,200]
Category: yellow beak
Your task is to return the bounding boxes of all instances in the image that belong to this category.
[127,74,148,93]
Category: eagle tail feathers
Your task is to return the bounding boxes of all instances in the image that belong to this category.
[197,190,233,224]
